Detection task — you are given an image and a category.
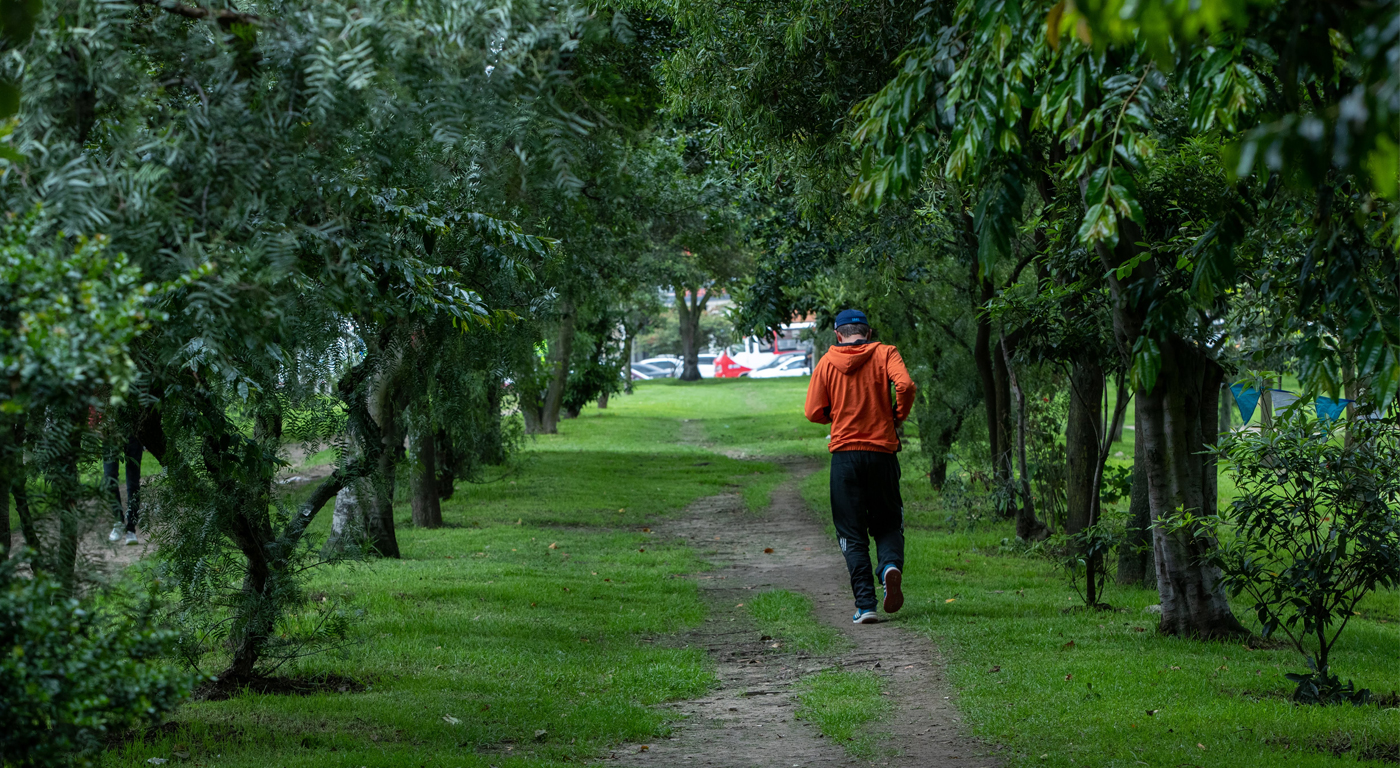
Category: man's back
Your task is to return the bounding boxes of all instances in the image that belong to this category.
[804,341,916,453]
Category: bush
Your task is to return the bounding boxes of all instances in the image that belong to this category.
[1210,410,1400,704]
[0,559,196,767]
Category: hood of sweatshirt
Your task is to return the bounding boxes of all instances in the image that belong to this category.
[824,342,880,375]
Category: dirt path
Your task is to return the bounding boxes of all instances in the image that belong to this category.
[611,457,1000,767]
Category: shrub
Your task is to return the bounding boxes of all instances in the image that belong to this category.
[0,559,196,767]
[1211,409,1400,704]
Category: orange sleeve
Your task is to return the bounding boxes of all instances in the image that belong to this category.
[887,347,916,421]
[804,363,832,424]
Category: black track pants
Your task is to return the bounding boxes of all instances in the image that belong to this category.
[829,450,904,611]
[102,435,143,533]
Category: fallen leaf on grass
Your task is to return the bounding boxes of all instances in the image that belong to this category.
[945,598,956,603]
[146,760,167,766]
[641,527,650,532]
[562,587,569,592]
[548,542,558,549]
[534,730,548,742]
[1064,674,1073,681]
[638,548,646,553]
[638,745,650,752]
[481,704,490,711]
[1197,743,1206,750]
[1134,627,1145,632]
[442,715,461,725]
[592,571,598,575]
[1145,709,1158,715]
[1170,666,1181,670]
[735,603,744,608]
[763,548,774,554]
[988,666,1001,673]
[1061,641,1076,650]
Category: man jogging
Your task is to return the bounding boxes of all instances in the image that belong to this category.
[804,310,916,624]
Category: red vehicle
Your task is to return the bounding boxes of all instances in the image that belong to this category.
[713,322,815,378]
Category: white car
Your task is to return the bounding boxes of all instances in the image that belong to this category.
[635,357,681,377]
[747,355,811,378]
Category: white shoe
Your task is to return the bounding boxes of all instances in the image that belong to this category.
[109,523,125,542]
[124,532,139,546]
[852,609,878,624]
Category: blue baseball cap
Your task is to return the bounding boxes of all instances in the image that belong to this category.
[834,309,868,329]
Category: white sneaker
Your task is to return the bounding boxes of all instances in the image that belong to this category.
[109,523,125,542]
[124,532,138,546]
[881,566,904,614]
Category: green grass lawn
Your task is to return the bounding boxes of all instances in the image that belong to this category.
[107,381,783,768]
[89,377,1400,767]
[803,458,1400,768]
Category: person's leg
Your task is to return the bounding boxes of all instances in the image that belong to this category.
[103,442,124,540]
[830,451,877,614]
[869,452,905,577]
[868,452,906,612]
[123,435,142,533]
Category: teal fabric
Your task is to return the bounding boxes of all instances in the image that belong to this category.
[1230,383,1261,424]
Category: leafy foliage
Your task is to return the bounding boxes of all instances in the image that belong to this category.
[1211,409,1400,702]
[0,559,196,767]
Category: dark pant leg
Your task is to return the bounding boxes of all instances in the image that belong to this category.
[102,455,123,523]
[123,435,142,532]
[830,451,877,611]
[867,452,905,582]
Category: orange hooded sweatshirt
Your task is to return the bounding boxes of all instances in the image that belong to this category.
[804,342,916,453]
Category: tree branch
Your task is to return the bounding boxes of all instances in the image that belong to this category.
[136,0,264,27]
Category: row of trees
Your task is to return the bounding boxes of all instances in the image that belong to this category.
[0,0,752,688]
[660,0,1397,640]
[1,0,1394,727]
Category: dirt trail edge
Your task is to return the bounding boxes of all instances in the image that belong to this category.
[608,457,1000,767]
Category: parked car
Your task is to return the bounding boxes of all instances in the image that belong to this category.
[628,362,668,380]
[636,357,681,377]
[696,354,718,377]
[747,354,811,379]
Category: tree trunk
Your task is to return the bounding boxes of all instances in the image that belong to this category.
[1003,343,1049,542]
[1117,404,1154,588]
[1065,358,1104,538]
[927,421,958,490]
[1067,358,1111,605]
[540,301,576,434]
[623,332,634,395]
[1109,377,1129,444]
[1259,376,1274,431]
[11,464,40,562]
[522,403,544,434]
[1138,336,1245,637]
[0,417,15,560]
[597,391,610,409]
[49,417,83,596]
[676,286,708,381]
[1092,207,1243,636]
[325,481,366,556]
[367,407,403,558]
[991,339,1016,494]
[410,428,442,529]
[1218,382,1233,437]
[972,304,1000,482]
